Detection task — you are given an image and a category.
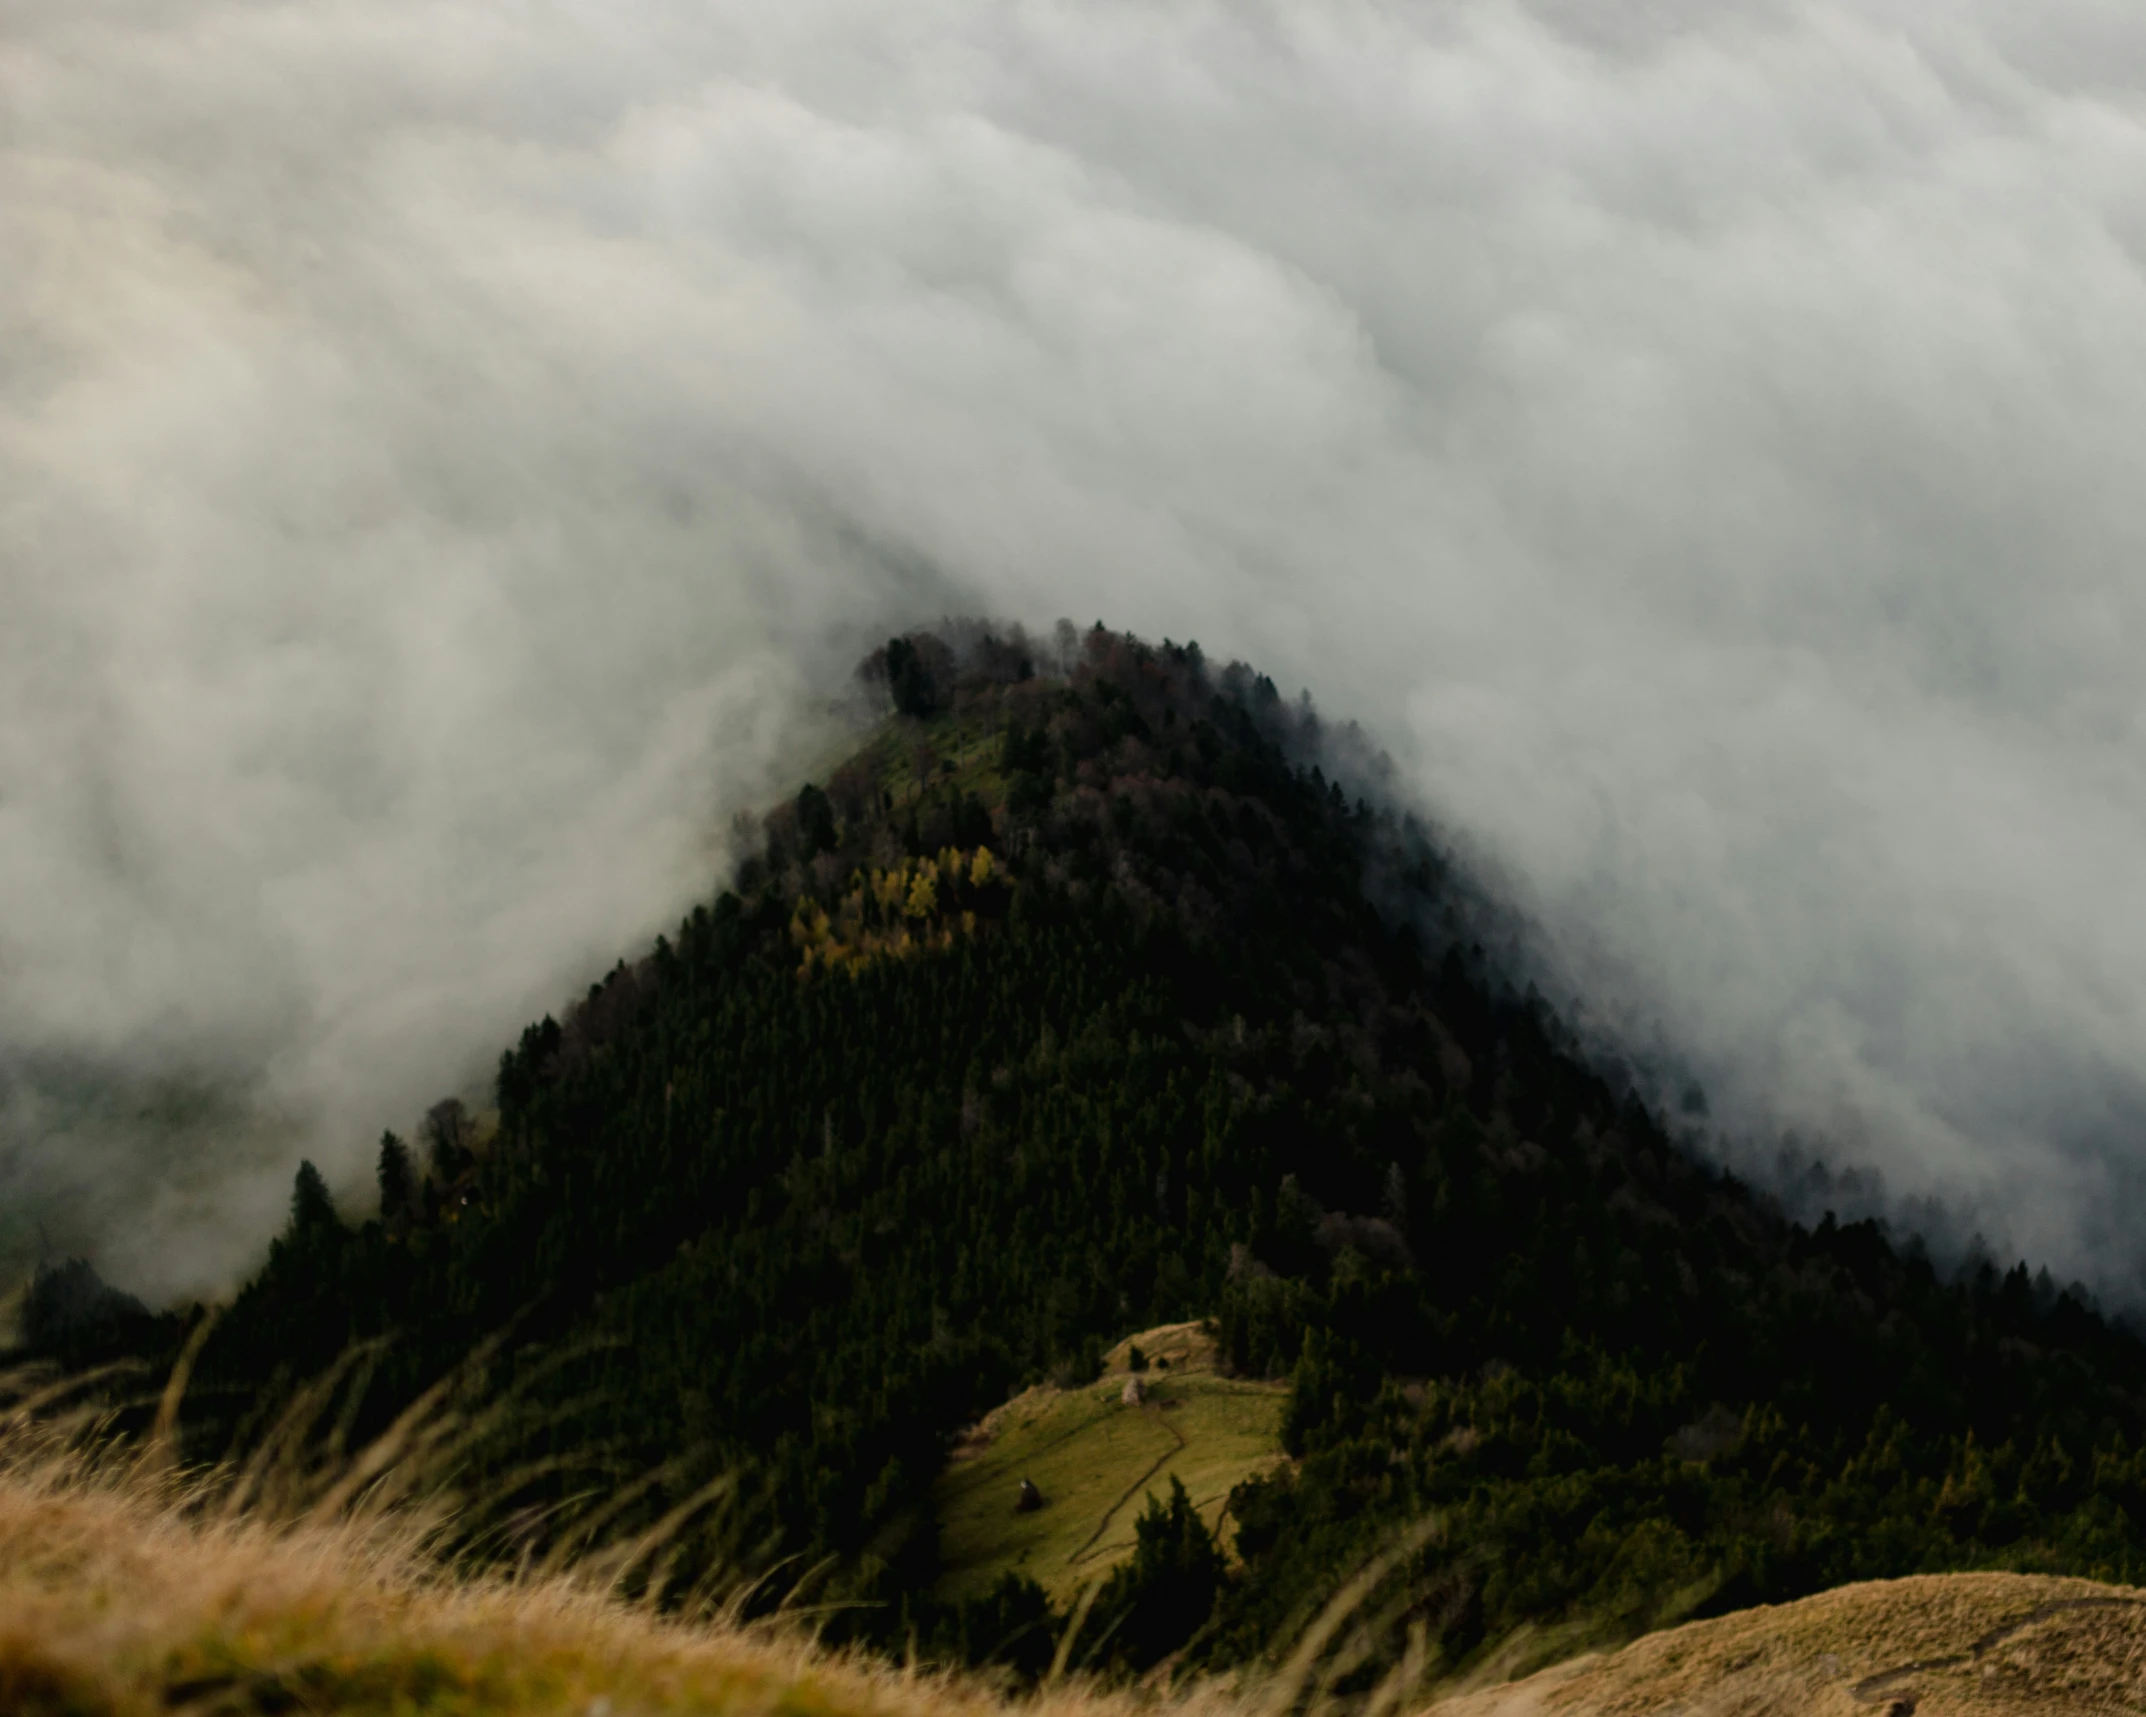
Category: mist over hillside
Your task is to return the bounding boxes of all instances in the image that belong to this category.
[8,0,2146,1298]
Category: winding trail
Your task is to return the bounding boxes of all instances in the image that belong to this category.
[1065,1400,1189,1570]
[1847,1594,2146,1708]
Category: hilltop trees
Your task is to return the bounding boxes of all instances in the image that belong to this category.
[421,1099,473,1185]
[376,1132,414,1222]
[19,1259,161,1366]
[162,622,2146,1685]
[289,1161,336,1234]
[861,633,955,719]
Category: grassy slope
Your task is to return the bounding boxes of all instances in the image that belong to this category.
[935,1323,1287,1603]
[0,1442,1217,1717]
[1428,1570,2146,1717]
[853,706,1012,809]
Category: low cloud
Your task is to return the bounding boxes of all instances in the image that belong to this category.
[6,0,2146,1298]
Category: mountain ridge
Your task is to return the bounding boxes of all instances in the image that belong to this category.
[26,620,2146,1695]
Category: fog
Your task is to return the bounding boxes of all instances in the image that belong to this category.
[7,0,2146,1301]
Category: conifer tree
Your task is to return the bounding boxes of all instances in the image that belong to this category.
[289,1160,336,1235]
[376,1131,413,1222]
[1091,1477,1223,1669]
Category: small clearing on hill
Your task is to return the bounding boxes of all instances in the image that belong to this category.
[934,1322,1288,1603]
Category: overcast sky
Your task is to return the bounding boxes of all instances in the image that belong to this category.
[7,0,2146,1301]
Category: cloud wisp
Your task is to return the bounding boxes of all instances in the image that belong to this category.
[6,0,2146,1298]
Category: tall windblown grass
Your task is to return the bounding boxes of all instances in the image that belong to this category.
[0,1359,1208,1717]
[0,1354,1451,1717]
[25,1335,2137,1717]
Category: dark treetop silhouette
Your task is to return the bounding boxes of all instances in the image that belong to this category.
[68,623,2146,1683]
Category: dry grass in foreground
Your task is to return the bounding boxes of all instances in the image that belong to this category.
[1426,1570,2146,1717]
[28,1433,2146,1717]
[0,1433,1237,1717]
[14,1374,2146,1717]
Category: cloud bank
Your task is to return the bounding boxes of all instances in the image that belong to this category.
[6,0,2146,1299]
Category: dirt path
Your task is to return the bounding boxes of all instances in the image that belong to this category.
[1847,1594,2146,1708]
[1423,1573,2146,1717]
[1065,1400,1189,1570]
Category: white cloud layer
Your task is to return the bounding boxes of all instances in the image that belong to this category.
[6,0,2146,1298]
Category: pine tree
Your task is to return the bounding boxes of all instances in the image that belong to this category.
[423,1098,471,1183]
[1091,1477,1223,1669]
[377,1131,414,1222]
[796,784,838,854]
[289,1160,336,1235]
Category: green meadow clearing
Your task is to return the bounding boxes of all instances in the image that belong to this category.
[933,1322,1289,1603]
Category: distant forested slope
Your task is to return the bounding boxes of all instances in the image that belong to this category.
[86,624,2146,1683]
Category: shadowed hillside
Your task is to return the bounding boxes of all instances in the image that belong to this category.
[36,622,2146,1695]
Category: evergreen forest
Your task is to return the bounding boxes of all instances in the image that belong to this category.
[36,623,2146,1689]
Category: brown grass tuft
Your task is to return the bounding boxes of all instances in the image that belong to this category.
[1426,1570,2146,1717]
[0,1415,1258,1717]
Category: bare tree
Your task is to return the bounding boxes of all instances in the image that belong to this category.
[422,1098,473,1184]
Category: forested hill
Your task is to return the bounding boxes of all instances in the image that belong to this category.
[82,624,2146,1682]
